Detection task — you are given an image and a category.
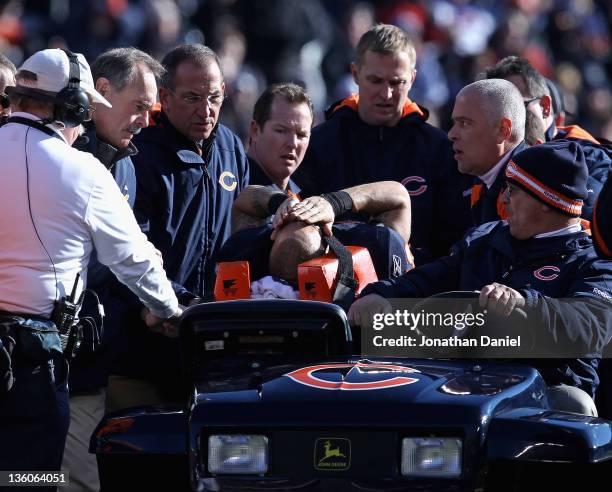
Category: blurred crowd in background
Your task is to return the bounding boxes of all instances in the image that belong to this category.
[0,0,610,142]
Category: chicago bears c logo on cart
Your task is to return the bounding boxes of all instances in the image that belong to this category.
[285,362,419,391]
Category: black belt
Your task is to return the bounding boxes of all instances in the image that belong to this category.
[0,310,52,322]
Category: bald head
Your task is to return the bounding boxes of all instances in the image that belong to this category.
[449,79,526,176]
[269,222,326,282]
[460,79,525,144]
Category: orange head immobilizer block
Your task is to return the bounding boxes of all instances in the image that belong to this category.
[214,261,251,301]
[297,246,378,302]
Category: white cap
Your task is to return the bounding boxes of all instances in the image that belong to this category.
[16,49,111,107]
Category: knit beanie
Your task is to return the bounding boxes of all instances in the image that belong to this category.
[505,141,588,217]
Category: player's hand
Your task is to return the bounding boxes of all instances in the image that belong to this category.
[271,196,300,239]
[286,196,334,236]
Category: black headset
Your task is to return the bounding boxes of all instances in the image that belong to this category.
[53,49,90,128]
[5,49,91,127]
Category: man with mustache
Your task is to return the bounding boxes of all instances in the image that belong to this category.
[65,47,164,492]
[107,44,249,411]
[0,47,180,488]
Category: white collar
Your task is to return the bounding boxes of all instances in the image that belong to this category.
[9,112,68,144]
[478,151,512,189]
[534,222,582,239]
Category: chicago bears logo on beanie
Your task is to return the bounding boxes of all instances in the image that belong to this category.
[505,141,588,217]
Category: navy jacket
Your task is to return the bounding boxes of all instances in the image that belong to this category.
[548,125,611,221]
[132,111,249,300]
[292,95,473,264]
[470,142,528,226]
[363,221,612,396]
[114,112,248,389]
[69,122,138,392]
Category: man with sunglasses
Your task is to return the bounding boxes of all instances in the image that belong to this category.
[485,56,610,220]
[107,44,249,412]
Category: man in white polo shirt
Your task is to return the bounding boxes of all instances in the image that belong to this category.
[0,48,180,483]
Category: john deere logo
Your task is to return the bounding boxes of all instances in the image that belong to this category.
[223,278,237,296]
[314,438,351,471]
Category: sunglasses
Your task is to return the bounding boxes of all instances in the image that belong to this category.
[523,96,542,107]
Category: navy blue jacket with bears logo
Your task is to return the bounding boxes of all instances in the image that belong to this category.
[112,111,249,390]
[292,95,473,265]
[132,111,249,301]
[362,221,612,396]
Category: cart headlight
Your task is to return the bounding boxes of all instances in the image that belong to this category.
[208,435,268,475]
[401,437,462,478]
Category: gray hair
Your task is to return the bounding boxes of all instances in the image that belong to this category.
[0,53,16,76]
[459,79,526,144]
[91,47,164,91]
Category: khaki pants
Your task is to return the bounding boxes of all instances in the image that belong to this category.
[105,375,166,414]
[63,389,106,492]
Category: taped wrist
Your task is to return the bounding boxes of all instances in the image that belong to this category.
[320,191,354,217]
[268,193,289,215]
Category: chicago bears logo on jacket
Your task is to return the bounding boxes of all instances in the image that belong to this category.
[401,176,427,196]
[533,266,560,281]
[219,171,237,191]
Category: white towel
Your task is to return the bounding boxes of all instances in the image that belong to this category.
[251,276,299,299]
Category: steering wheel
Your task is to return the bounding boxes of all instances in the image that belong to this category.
[411,290,529,357]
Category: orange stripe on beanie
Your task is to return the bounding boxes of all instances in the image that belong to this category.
[505,141,588,217]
